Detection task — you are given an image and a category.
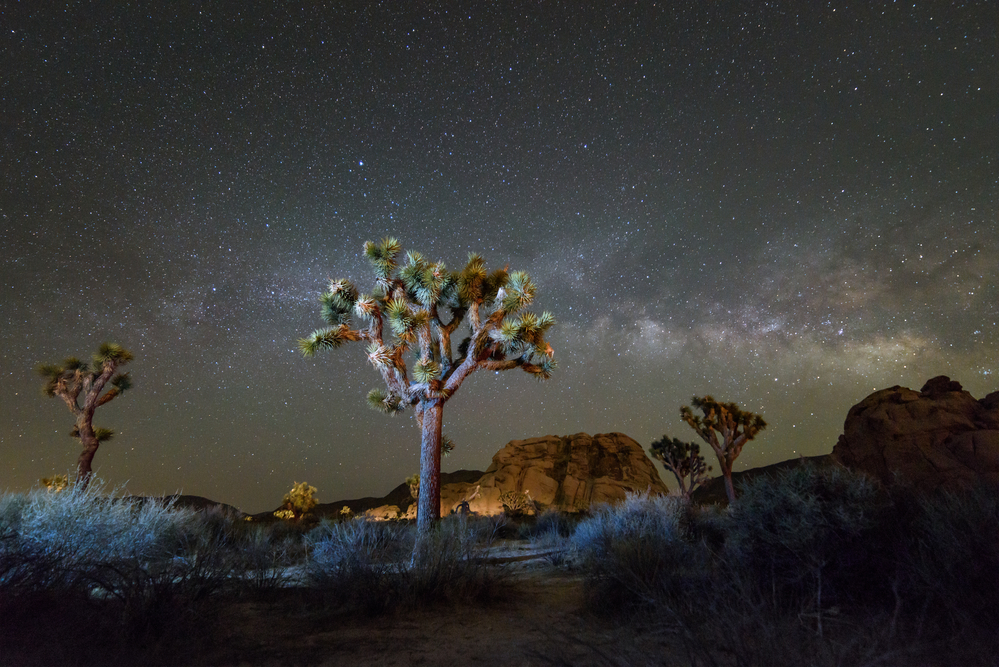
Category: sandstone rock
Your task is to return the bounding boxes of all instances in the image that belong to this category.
[832,376,999,491]
[467,432,669,515]
[344,433,668,519]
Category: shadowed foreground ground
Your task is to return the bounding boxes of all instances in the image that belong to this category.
[205,543,672,667]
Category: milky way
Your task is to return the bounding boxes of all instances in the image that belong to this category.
[2,2,996,512]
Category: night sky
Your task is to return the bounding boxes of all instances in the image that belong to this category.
[2,2,996,513]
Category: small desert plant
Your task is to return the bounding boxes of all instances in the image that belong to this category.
[896,483,999,661]
[40,474,71,493]
[572,493,708,607]
[499,490,536,516]
[403,514,502,605]
[519,506,576,539]
[306,518,407,611]
[405,473,420,500]
[274,481,318,522]
[461,512,509,547]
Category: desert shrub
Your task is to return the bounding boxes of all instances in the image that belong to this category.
[518,506,576,539]
[521,508,578,565]
[0,483,241,665]
[723,463,891,610]
[306,518,407,611]
[499,490,536,516]
[570,487,912,667]
[0,481,196,595]
[307,515,504,610]
[572,493,711,608]
[461,512,509,547]
[402,514,503,604]
[896,483,999,660]
[529,526,574,566]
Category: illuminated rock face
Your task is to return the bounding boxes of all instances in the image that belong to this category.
[832,376,999,491]
[359,432,668,519]
[466,432,669,515]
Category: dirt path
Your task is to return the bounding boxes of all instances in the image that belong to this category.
[205,544,681,666]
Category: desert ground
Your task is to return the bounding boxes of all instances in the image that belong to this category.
[203,541,672,667]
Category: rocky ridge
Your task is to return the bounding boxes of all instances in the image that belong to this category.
[832,375,999,491]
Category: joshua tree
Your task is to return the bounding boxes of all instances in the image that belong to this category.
[679,396,766,503]
[274,481,318,522]
[36,343,134,489]
[298,238,556,534]
[649,436,712,500]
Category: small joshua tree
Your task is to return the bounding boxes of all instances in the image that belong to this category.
[298,238,556,534]
[649,436,712,500]
[680,396,766,503]
[275,481,318,522]
[40,474,70,493]
[36,343,134,489]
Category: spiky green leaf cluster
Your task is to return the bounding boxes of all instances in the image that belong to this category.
[297,325,358,356]
[111,372,132,393]
[94,343,134,366]
[456,254,510,307]
[413,358,441,383]
[364,237,402,282]
[365,342,393,369]
[441,434,455,457]
[398,252,459,308]
[491,310,556,358]
[526,355,557,380]
[385,298,428,343]
[367,388,404,414]
[500,271,536,312]
[320,279,359,326]
[70,425,115,442]
[353,294,377,320]
[62,357,87,371]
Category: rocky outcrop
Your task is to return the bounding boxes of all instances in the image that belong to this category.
[355,432,668,519]
[832,376,999,491]
[466,432,669,515]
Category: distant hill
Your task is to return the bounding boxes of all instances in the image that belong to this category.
[129,494,247,517]
[691,454,836,505]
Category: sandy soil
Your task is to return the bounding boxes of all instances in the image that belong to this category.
[203,541,681,667]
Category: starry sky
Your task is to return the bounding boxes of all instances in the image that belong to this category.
[2,2,996,513]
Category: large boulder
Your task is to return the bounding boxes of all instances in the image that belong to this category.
[832,376,999,491]
[467,432,669,515]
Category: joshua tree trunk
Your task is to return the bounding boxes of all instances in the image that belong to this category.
[76,421,100,490]
[721,466,736,505]
[417,398,444,534]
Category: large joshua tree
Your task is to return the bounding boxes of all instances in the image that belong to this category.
[36,343,134,489]
[298,238,556,533]
[680,396,766,504]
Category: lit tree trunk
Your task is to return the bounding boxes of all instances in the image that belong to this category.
[721,465,736,505]
[417,398,443,534]
[76,420,100,490]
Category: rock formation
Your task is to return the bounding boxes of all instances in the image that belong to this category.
[466,432,668,515]
[832,376,999,491]
[356,432,668,519]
